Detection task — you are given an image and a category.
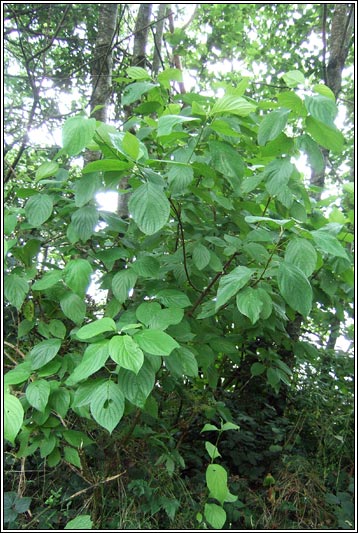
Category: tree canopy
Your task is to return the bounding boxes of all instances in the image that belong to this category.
[3,3,354,530]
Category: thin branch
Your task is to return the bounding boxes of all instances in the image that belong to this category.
[29,5,71,63]
[169,199,201,292]
[4,340,26,359]
[186,252,239,317]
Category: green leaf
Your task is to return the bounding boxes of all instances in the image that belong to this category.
[49,388,71,417]
[82,159,132,173]
[128,182,170,235]
[35,161,59,181]
[236,287,263,324]
[304,95,337,127]
[62,115,96,156]
[313,83,336,101]
[201,423,219,432]
[4,274,29,309]
[90,380,125,433]
[76,318,116,340]
[29,338,62,370]
[251,362,266,376]
[64,446,82,468]
[74,174,100,207]
[210,94,256,116]
[109,335,144,374]
[147,308,184,330]
[66,340,110,385]
[264,158,295,195]
[258,108,290,146]
[206,464,229,505]
[277,262,312,316]
[65,515,93,530]
[5,361,32,385]
[209,140,245,187]
[285,238,317,276]
[245,215,292,227]
[204,503,226,529]
[49,319,66,339]
[25,194,53,226]
[131,256,160,277]
[167,347,198,377]
[117,360,155,408]
[40,434,57,458]
[136,302,162,326]
[215,266,253,311]
[155,289,191,308]
[221,421,240,431]
[32,270,62,291]
[63,430,93,447]
[112,270,137,303]
[311,229,349,260]
[4,394,24,444]
[60,293,86,325]
[282,70,305,88]
[158,68,183,85]
[205,441,221,460]
[267,367,280,387]
[121,81,158,106]
[122,131,140,160]
[71,206,99,242]
[305,116,344,153]
[26,379,51,412]
[134,329,179,356]
[64,259,93,297]
[193,244,211,270]
[126,66,151,80]
[297,134,324,173]
[167,163,194,193]
[256,288,273,319]
[157,115,198,137]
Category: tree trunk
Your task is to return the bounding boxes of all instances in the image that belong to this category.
[326,3,354,98]
[310,4,354,192]
[90,3,118,123]
[152,4,168,75]
[117,4,153,219]
[132,4,153,68]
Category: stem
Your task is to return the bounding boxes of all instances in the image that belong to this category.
[186,252,239,317]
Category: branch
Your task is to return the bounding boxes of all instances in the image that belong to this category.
[186,252,239,317]
[169,199,200,292]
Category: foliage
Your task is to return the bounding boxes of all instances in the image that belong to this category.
[3,3,354,530]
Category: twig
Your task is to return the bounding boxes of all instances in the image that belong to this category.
[186,252,239,317]
[68,471,126,500]
[169,199,201,292]
[4,340,26,359]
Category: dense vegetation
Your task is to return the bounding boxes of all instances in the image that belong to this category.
[4,3,354,530]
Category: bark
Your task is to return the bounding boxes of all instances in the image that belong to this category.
[90,3,118,123]
[85,4,118,165]
[326,4,354,98]
[152,3,168,75]
[310,4,354,192]
[132,4,153,67]
[117,4,153,219]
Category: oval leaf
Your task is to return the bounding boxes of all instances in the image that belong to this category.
[4,394,24,444]
[134,329,179,356]
[277,262,312,317]
[29,338,62,370]
[25,194,53,227]
[76,318,116,340]
[90,380,125,434]
[128,182,170,235]
[109,335,144,374]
